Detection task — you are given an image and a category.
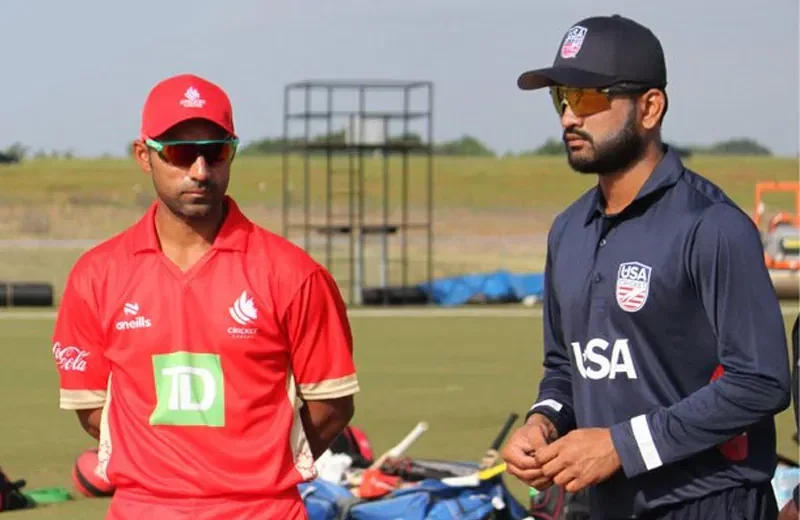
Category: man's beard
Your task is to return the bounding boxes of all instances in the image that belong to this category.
[155,178,224,221]
[563,107,646,176]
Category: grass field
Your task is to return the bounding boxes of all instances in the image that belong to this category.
[2,154,798,211]
[1,153,798,303]
[0,308,797,518]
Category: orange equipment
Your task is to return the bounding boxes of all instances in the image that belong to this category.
[752,181,800,271]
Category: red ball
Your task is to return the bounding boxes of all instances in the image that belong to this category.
[72,448,115,498]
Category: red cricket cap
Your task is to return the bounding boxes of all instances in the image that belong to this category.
[140,73,236,139]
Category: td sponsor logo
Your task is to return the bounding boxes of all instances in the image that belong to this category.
[150,352,225,427]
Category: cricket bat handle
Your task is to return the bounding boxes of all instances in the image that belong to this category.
[481,413,519,469]
[369,421,429,470]
[490,413,519,451]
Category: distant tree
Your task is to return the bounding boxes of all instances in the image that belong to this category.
[238,132,348,156]
[704,138,772,156]
[386,132,424,147]
[686,138,772,156]
[310,130,346,145]
[0,142,28,164]
[0,152,16,164]
[238,137,288,156]
[534,137,566,156]
[515,137,565,156]
[664,142,693,158]
[435,135,495,157]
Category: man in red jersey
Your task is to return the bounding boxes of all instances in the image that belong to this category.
[51,73,360,519]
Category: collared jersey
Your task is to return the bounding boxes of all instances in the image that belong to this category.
[52,197,359,500]
[529,147,791,518]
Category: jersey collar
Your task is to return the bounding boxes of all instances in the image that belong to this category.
[584,145,685,225]
[131,196,251,254]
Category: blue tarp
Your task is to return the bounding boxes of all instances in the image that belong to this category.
[418,270,545,307]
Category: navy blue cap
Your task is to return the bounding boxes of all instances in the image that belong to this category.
[518,14,667,90]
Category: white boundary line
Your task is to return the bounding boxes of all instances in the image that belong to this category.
[0,305,797,320]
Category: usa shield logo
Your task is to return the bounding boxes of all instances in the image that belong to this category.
[560,26,588,59]
[616,262,652,312]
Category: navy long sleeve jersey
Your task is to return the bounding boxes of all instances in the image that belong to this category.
[529,147,792,519]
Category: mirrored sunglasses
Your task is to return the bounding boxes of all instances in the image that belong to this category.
[145,138,239,168]
[549,85,651,118]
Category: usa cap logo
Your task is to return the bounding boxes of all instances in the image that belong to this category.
[560,26,588,59]
[616,261,652,312]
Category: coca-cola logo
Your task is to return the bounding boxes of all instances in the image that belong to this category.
[52,342,90,372]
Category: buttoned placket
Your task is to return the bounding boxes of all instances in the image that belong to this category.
[588,215,618,308]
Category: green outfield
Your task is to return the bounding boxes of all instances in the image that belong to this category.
[1,153,798,304]
[0,309,797,518]
[2,154,798,210]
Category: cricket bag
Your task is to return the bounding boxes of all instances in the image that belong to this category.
[529,485,591,520]
[0,467,36,513]
[299,476,530,520]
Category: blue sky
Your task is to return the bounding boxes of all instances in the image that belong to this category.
[1,0,797,157]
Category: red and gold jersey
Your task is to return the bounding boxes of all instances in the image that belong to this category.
[52,197,359,499]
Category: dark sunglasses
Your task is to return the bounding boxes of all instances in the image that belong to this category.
[145,138,239,168]
[549,85,653,118]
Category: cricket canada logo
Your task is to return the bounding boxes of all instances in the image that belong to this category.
[179,87,206,109]
[227,290,258,339]
[616,262,652,313]
[560,26,588,59]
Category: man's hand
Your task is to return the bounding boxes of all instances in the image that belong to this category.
[501,413,558,490]
[778,499,798,520]
[533,428,621,494]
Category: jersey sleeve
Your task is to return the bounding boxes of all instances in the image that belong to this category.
[526,222,576,437]
[610,203,792,478]
[283,267,359,401]
[52,265,110,410]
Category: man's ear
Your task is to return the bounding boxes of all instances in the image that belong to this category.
[132,139,153,173]
[640,89,666,131]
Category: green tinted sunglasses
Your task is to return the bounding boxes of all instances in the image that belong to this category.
[145,138,239,167]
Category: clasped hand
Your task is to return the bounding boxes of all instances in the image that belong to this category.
[502,422,622,494]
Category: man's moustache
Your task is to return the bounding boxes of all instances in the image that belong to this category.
[180,180,213,191]
[563,129,593,143]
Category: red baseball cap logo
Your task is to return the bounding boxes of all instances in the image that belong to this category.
[140,73,236,139]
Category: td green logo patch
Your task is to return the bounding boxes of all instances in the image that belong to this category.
[150,352,225,427]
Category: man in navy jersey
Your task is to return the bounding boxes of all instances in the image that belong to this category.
[501,14,792,519]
